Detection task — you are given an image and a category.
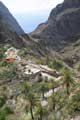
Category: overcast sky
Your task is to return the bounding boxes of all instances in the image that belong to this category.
[1,0,64,32]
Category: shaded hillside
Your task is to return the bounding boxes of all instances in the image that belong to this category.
[0,2,45,56]
[0,2,26,48]
[31,0,80,45]
[30,0,80,64]
[0,1,24,35]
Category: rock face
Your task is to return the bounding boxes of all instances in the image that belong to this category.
[31,0,80,50]
[0,2,32,49]
[0,2,24,35]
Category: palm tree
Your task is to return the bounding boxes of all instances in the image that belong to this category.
[62,67,75,96]
[48,90,66,112]
[35,103,43,120]
[48,79,58,92]
[49,93,56,111]
[22,82,31,94]
[23,82,36,120]
[39,81,49,99]
[55,91,66,111]
[39,105,43,120]
[27,92,36,120]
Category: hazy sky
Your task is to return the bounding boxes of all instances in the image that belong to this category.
[1,0,64,32]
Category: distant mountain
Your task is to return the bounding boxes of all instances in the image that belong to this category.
[31,0,80,46]
[31,0,80,65]
[0,2,45,56]
[0,1,24,35]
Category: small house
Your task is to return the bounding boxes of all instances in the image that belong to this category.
[5,47,20,63]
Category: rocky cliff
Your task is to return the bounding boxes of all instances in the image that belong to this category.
[0,2,45,56]
[31,0,80,48]
[0,1,24,35]
[30,0,80,65]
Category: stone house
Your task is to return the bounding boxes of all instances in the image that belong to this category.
[5,47,20,63]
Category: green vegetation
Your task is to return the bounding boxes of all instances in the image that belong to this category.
[0,95,13,120]
[0,46,7,60]
[48,59,64,70]
[0,109,6,120]
[0,46,80,120]
[0,96,6,108]
[0,106,13,120]
[61,67,75,96]
[77,64,80,71]
[38,81,49,99]
[0,62,19,80]
[3,105,13,115]
[19,48,28,57]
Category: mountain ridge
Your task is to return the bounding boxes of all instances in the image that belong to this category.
[31,0,80,41]
[0,1,24,35]
[30,0,80,65]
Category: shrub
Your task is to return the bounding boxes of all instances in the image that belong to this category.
[3,105,13,115]
[77,64,80,71]
[0,110,6,120]
[0,96,6,108]
[19,48,28,57]
[0,47,7,60]
[48,59,64,70]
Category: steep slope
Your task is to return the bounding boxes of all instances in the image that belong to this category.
[0,3,45,57]
[31,0,80,44]
[31,0,80,48]
[30,0,80,64]
[0,1,24,35]
[0,2,37,51]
